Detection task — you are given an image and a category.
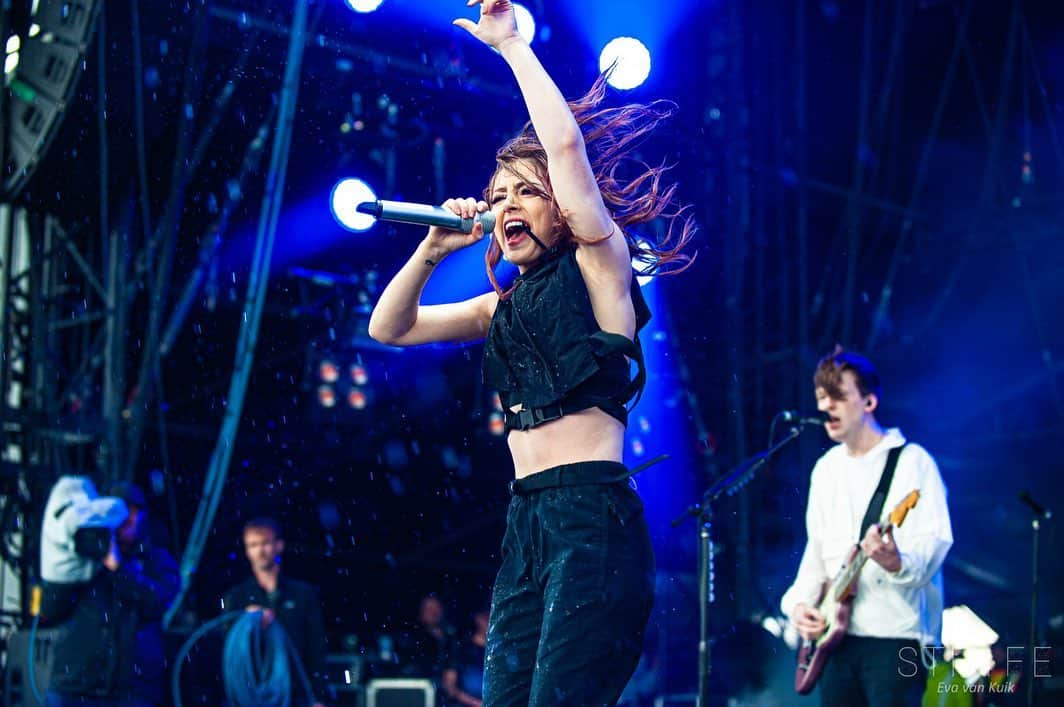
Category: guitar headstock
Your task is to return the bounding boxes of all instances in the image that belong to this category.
[889,490,920,528]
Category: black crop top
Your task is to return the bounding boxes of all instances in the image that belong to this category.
[482,244,651,432]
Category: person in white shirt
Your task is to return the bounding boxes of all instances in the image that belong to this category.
[781,347,953,707]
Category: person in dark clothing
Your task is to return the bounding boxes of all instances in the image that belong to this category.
[399,594,455,680]
[368,2,694,704]
[108,482,180,706]
[221,517,328,707]
[442,609,489,707]
[38,476,176,707]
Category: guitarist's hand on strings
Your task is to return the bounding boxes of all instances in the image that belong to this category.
[860,523,902,573]
[793,603,827,641]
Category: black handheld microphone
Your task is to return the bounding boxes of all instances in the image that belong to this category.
[779,410,827,426]
[356,200,496,234]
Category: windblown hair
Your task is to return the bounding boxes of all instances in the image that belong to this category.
[484,72,697,297]
[814,345,882,401]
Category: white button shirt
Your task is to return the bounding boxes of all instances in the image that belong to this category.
[780,428,953,644]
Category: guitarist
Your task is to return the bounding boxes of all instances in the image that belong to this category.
[781,347,954,707]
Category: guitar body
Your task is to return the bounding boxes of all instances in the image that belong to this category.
[792,489,921,695]
[794,545,859,695]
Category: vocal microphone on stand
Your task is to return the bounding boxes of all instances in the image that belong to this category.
[777,410,828,426]
[357,200,497,234]
[1018,490,1053,521]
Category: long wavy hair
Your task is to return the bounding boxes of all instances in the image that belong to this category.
[484,72,697,297]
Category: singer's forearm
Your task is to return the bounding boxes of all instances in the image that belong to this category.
[367,240,438,344]
[499,39,584,157]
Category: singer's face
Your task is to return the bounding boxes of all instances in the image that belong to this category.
[815,371,875,444]
[489,161,556,271]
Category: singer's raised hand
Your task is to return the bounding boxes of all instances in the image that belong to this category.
[425,197,490,260]
[453,0,521,51]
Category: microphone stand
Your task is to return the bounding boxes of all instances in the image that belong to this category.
[1018,491,1052,707]
[673,423,806,707]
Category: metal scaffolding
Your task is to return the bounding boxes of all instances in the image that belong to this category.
[0,207,124,633]
[0,0,1060,694]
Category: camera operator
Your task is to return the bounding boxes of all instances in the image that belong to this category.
[37,476,176,707]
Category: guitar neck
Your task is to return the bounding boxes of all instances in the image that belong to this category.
[834,521,895,600]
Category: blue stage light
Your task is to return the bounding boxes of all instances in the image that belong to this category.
[330,178,378,232]
[513,4,536,44]
[345,0,384,12]
[599,37,651,90]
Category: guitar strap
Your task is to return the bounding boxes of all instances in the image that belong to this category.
[858,442,908,541]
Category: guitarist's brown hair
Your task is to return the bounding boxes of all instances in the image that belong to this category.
[814,345,882,401]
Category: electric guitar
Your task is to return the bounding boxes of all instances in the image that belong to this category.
[794,489,921,694]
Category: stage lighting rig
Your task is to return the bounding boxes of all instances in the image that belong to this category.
[1,0,101,198]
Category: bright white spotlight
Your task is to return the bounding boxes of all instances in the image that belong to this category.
[513,4,536,44]
[599,37,651,90]
[330,178,377,232]
[345,0,384,12]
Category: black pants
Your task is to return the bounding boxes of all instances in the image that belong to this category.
[819,635,927,707]
[483,461,656,707]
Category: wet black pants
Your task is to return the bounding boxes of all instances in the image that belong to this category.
[482,461,655,707]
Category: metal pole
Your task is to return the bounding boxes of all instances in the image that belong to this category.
[697,511,714,707]
[1027,518,1039,707]
[166,0,312,628]
[125,2,210,477]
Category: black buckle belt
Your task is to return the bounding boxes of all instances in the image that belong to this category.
[509,461,630,495]
[506,402,566,431]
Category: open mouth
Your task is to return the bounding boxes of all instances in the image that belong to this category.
[826,415,841,427]
[504,218,530,246]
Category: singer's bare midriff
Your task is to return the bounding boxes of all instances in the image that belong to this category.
[506,406,626,479]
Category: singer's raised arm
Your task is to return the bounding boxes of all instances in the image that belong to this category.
[453,1,633,293]
[368,197,497,346]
